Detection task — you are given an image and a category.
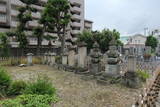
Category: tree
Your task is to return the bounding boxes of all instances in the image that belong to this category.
[0,33,10,57]
[16,0,38,55]
[33,26,43,56]
[145,35,158,52]
[41,0,71,55]
[77,29,122,53]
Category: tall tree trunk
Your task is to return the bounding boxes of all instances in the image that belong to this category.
[61,27,66,56]
[37,37,41,56]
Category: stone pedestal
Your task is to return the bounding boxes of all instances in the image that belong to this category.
[62,54,68,65]
[78,42,87,68]
[68,49,75,67]
[105,64,120,77]
[27,53,33,66]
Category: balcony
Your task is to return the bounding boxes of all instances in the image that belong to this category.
[11,10,19,17]
[0,16,7,24]
[70,0,82,5]
[71,22,81,27]
[85,23,92,28]
[27,21,39,28]
[70,6,81,13]
[32,12,41,19]
[71,14,81,20]
[11,0,25,7]
[71,29,80,35]
[0,6,6,13]
[39,0,47,3]
[11,21,19,28]
[31,5,44,11]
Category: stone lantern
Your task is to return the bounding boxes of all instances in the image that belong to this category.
[89,42,102,75]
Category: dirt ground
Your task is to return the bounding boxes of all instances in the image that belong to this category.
[4,65,140,107]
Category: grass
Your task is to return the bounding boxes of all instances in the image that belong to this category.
[4,65,140,107]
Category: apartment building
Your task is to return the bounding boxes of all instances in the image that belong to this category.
[0,0,92,48]
[84,19,93,30]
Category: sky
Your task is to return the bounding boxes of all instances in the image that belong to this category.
[85,0,160,36]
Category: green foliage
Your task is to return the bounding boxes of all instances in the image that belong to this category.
[41,0,71,54]
[137,70,150,82]
[0,67,12,97]
[78,29,122,53]
[145,35,158,52]
[0,32,10,57]
[55,56,62,64]
[24,77,56,95]
[7,80,27,96]
[0,94,59,107]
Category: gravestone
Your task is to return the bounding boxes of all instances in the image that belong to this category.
[89,42,102,75]
[68,47,75,67]
[50,53,56,66]
[43,52,48,64]
[122,48,141,88]
[62,54,68,65]
[77,42,87,68]
[27,53,33,66]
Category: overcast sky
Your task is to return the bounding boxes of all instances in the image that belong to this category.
[85,0,160,35]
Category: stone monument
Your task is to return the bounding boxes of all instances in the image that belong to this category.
[68,47,75,67]
[50,53,56,66]
[97,37,121,84]
[89,42,102,75]
[122,48,140,88]
[77,42,87,68]
[104,37,121,77]
[27,53,34,66]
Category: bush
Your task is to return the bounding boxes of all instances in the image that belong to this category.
[24,77,56,95]
[0,94,59,107]
[7,80,27,96]
[137,70,150,82]
[55,56,62,64]
[0,67,12,97]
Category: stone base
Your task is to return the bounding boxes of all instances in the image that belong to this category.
[90,63,101,76]
[122,72,141,88]
[105,64,120,78]
[97,75,121,85]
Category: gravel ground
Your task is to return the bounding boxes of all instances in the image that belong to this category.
[5,65,140,107]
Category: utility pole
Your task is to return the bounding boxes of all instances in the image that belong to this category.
[144,27,148,36]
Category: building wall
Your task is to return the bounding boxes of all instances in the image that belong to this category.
[127,34,146,45]
[0,0,89,48]
[84,19,93,30]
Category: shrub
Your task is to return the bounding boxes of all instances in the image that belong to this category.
[0,67,12,97]
[0,94,59,107]
[24,77,56,95]
[137,70,150,82]
[55,56,62,64]
[7,80,27,96]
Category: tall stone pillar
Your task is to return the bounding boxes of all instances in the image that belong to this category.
[123,48,140,88]
[50,53,56,66]
[68,48,75,67]
[43,53,48,64]
[27,53,33,66]
[62,54,68,65]
[78,42,87,68]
